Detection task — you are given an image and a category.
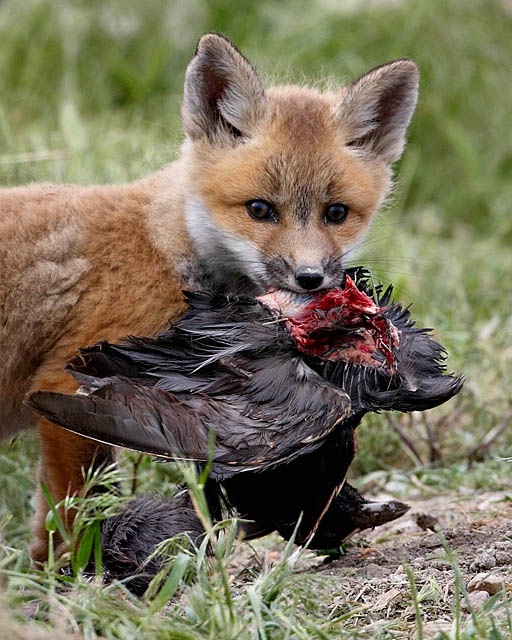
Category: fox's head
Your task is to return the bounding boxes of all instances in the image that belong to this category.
[181,34,418,295]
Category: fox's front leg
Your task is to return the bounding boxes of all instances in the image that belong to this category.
[27,360,115,564]
[30,418,114,563]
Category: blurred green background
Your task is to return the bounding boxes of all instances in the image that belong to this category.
[1,0,511,240]
[0,0,511,491]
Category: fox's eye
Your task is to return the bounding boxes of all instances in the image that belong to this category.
[324,203,349,224]
[246,199,277,222]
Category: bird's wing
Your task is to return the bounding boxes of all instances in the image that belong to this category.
[26,357,351,478]
[27,381,211,462]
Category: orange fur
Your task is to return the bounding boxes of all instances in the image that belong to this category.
[0,34,418,560]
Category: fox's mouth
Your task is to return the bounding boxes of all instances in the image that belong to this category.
[258,275,400,370]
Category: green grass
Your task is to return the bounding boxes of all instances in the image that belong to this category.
[2,459,512,639]
[1,0,511,637]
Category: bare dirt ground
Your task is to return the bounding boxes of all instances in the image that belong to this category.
[321,490,512,634]
[230,487,512,637]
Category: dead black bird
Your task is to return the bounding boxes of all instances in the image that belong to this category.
[27,268,462,587]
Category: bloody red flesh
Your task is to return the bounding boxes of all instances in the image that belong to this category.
[260,275,400,370]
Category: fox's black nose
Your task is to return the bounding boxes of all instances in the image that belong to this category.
[295,267,324,291]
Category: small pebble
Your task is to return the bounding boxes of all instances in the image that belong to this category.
[463,590,490,611]
[467,572,505,595]
[415,512,440,531]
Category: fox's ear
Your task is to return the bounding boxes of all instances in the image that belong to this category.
[182,33,266,144]
[336,60,419,164]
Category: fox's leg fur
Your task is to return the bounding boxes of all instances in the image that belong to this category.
[28,368,114,563]
[30,420,114,562]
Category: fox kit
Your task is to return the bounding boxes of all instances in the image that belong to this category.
[0,34,418,561]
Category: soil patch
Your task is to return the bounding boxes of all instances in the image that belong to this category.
[230,489,512,636]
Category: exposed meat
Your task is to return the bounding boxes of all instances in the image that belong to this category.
[260,274,400,368]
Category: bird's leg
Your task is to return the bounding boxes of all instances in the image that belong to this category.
[307,482,409,550]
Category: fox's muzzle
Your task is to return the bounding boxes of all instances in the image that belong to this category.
[295,265,324,291]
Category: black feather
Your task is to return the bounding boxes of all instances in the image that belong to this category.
[25,267,463,586]
[27,319,352,479]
